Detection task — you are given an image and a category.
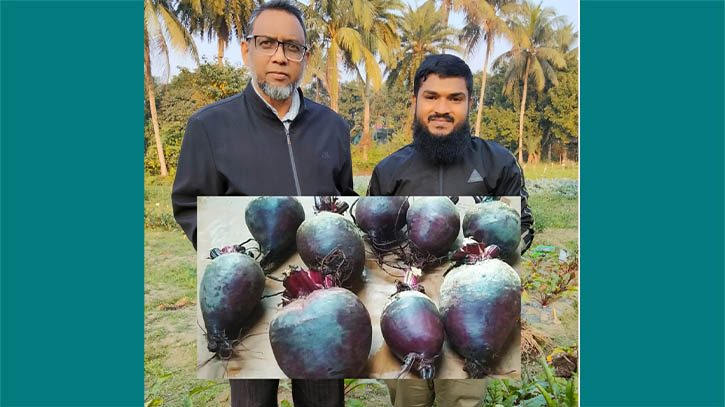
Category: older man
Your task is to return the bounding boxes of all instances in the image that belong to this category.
[172,1,353,406]
[173,0,356,246]
[368,54,534,407]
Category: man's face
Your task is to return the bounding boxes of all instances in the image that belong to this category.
[413,74,472,136]
[241,9,308,100]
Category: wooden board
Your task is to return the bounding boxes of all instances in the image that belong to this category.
[196,196,521,379]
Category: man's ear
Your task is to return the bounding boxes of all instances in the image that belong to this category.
[241,40,249,66]
[468,97,473,111]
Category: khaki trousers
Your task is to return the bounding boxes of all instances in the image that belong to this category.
[384,379,487,407]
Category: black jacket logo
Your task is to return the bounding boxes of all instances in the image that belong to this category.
[467,169,483,183]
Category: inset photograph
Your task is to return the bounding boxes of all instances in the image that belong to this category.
[196,196,523,379]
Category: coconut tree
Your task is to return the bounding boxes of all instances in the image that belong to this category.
[555,21,579,60]
[552,21,578,163]
[385,0,459,135]
[342,0,402,161]
[386,0,460,90]
[437,0,479,54]
[458,0,515,138]
[298,17,330,103]
[302,0,398,112]
[144,0,198,177]
[179,0,256,67]
[493,0,566,163]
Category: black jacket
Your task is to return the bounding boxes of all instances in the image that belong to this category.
[367,137,534,252]
[172,83,356,248]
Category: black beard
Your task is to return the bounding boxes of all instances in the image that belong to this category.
[412,115,471,166]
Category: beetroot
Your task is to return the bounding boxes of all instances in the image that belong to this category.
[406,197,460,258]
[439,245,520,378]
[380,282,444,379]
[353,197,409,253]
[244,197,305,271]
[462,200,521,265]
[296,211,366,287]
[199,253,265,359]
[269,268,372,378]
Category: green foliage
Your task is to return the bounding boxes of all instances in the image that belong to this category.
[144,175,180,230]
[385,0,460,91]
[475,106,519,150]
[344,379,385,407]
[522,251,578,306]
[522,164,578,180]
[528,192,578,232]
[144,62,249,174]
[351,131,410,174]
[144,373,171,406]
[484,358,578,407]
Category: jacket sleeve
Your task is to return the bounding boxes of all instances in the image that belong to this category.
[171,116,224,250]
[337,125,357,196]
[500,157,535,254]
[366,166,383,196]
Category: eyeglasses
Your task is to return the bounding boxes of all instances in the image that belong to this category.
[246,35,307,62]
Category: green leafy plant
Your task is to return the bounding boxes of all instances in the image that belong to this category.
[344,379,384,406]
[485,357,578,407]
[144,373,171,406]
[522,251,578,306]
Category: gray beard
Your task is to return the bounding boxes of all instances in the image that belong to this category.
[260,81,295,100]
[250,64,305,101]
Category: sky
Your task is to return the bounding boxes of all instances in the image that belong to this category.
[152,0,578,83]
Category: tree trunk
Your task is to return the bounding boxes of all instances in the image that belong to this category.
[361,88,371,162]
[144,26,168,177]
[217,36,225,67]
[517,57,531,163]
[327,43,339,112]
[315,77,320,103]
[562,148,567,165]
[404,103,415,139]
[474,38,492,139]
[441,0,451,54]
[548,142,552,161]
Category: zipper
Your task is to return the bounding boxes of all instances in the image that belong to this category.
[439,166,443,195]
[285,126,302,195]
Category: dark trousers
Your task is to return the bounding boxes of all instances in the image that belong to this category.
[230,379,344,407]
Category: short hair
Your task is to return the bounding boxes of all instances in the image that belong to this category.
[246,0,307,43]
[413,54,474,99]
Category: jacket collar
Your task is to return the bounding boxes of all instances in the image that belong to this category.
[242,81,307,121]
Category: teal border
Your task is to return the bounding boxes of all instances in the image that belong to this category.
[1,1,140,406]
[581,1,724,406]
[0,0,723,405]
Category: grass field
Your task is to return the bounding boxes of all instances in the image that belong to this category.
[144,167,578,406]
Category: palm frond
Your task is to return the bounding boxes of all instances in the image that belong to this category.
[158,4,199,62]
[361,46,383,91]
[537,57,558,87]
[529,57,545,91]
[536,46,565,69]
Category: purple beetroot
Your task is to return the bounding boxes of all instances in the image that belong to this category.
[439,244,521,378]
[462,200,521,266]
[245,197,306,272]
[296,211,366,287]
[406,197,461,260]
[199,253,265,359]
[380,272,444,379]
[269,267,372,378]
[353,197,409,254]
